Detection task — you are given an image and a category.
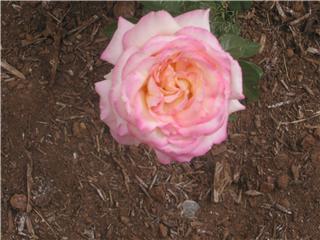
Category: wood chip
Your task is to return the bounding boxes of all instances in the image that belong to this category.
[1,60,26,80]
[212,160,232,203]
[245,190,263,197]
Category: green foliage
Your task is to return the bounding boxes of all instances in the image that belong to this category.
[141,1,184,16]
[140,1,242,37]
[220,34,260,58]
[228,1,252,11]
[239,60,263,102]
[103,21,117,38]
[229,114,237,122]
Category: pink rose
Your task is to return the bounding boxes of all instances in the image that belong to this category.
[95,9,245,164]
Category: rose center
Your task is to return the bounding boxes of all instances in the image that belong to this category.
[144,55,202,115]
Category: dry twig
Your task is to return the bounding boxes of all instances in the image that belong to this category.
[1,60,26,80]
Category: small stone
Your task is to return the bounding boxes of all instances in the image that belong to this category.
[67,69,74,76]
[120,216,130,225]
[291,164,300,181]
[277,174,289,190]
[159,223,168,238]
[260,182,274,193]
[287,48,294,58]
[181,200,200,219]
[301,135,316,149]
[280,198,290,208]
[10,194,27,211]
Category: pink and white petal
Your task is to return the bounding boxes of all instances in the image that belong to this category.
[110,129,140,145]
[228,99,245,114]
[123,11,180,49]
[128,125,168,148]
[176,27,223,52]
[229,57,244,99]
[191,119,228,156]
[155,150,173,164]
[110,47,138,120]
[175,9,210,31]
[95,73,135,143]
[100,17,134,65]
[142,35,179,55]
[132,92,164,132]
[95,73,113,121]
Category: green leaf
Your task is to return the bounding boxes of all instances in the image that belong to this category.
[103,21,117,38]
[220,34,260,58]
[229,1,252,11]
[239,60,263,102]
[229,114,237,122]
[211,20,240,37]
[141,1,184,16]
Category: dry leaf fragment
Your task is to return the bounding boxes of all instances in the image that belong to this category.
[212,160,232,203]
[245,190,263,196]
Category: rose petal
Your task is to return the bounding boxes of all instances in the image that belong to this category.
[155,150,172,164]
[123,11,180,49]
[175,9,210,31]
[228,99,245,114]
[129,125,168,148]
[176,26,223,52]
[100,17,134,65]
[191,119,228,156]
[95,74,138,145]
[95,73,113,121]
[229,57,244,99]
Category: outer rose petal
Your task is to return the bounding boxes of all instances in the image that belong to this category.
[176,27,224,52]
[191,119,228,156]
[95,74,139,145]
[229,57,244,99]
[100,17,134,65]
[155,150,192,164]
[228,99,245,114]
[110,129,140,145]
[123,11,180,49]
[175,9,210,32]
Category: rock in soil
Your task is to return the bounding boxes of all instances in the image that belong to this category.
[301,135,316,149]
[260,182,274,193]
[159,223,168,238]
[181,200,200,219]
[120,216,130,225]
[10,193,27,211]
[277,174,290,190]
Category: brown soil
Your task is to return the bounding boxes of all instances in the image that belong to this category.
[2,2,320,240]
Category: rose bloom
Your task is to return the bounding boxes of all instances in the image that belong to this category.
[95,9,245,164]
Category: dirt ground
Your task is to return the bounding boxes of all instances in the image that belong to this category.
[1,2,320,240]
